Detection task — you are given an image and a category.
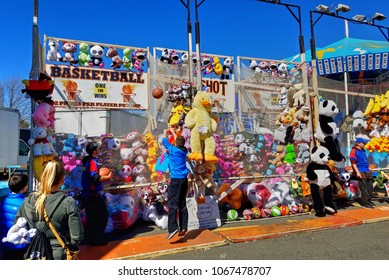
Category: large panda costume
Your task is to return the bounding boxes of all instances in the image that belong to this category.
[306,146,337,217]
[314,99,345,162]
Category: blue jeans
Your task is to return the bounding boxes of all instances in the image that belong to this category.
[168,178,189,233]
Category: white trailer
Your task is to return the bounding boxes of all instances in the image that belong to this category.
[0,108,20,170]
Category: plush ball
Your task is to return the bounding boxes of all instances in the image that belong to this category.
[271,205,282,217]
[152,88,163,99]
[290,204,300,214]
[251,207,261,219]
[243,209,253,220]
[226,209,239,221]
[260,208,272,218]
[280,205,290,216]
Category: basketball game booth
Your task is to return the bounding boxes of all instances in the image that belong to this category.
[24,35,389,234]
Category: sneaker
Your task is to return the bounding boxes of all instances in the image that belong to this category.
[167,229,179,240]
[178,230,187,237]
[362,203,374,209]
[315,212,326,217]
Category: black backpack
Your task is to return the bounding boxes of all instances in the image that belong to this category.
[23,229,54,260]
[23,195,66,260]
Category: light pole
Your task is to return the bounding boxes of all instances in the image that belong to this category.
[310,3,389,157]
[194,0,205,91]
[179,0,194,86]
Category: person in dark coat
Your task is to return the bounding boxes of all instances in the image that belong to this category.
[16,162,83,260]
[80,142,112,245]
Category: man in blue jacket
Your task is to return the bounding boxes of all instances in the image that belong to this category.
[162,128,189,240]
[0,174,29,259]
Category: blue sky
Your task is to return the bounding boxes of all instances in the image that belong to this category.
[1,0,389,81]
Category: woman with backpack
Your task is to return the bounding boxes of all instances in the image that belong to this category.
[16,161,84,260]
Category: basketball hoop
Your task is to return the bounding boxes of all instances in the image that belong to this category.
[213,98,226,113]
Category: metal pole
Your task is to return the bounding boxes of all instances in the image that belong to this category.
[194,0,205,91]
[181,0,194,85]
[344,20,351,165]
[310,11,319,147]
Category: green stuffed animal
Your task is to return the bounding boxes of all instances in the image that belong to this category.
[283,143,296,164]
[78,43,91,67]
[122,48,133,71]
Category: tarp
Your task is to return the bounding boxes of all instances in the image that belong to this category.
[285,37,389,75]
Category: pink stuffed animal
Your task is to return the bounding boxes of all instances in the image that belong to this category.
[32,101,55,129]
[62,151,81,172]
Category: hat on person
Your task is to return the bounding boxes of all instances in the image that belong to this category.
[175,136,186,148]
[355,134,370,144]
[86,142,100,155]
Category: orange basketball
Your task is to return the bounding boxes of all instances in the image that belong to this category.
[99,167,110,176]
[152,87,163,99]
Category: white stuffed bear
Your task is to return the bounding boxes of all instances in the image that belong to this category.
[141,204,168,229]
[2,217,37,244]
[28,127,53,156]
[292,83,306,107]
[295,143,310,164]
[46,39,62,62]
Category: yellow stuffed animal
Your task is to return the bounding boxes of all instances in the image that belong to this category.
[185,91,218,163]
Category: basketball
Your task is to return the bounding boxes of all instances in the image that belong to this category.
[227,209,239,221]
[280,205,290,216]
[243,209,253,220]
[152,87,163,99]
[251,207,261,219]
[260,208,272,218]
[99,167,111,176]
[271,205,282,217]
[290,204,300,214]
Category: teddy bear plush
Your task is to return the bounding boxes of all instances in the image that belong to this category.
[295,142,310,164]
[217,183,243,210]
[283,143,296,164]
[292,83,306,108]
[106,46,123,69]
[185,91,218,163]
[306,146,338,217]
[268,145,285,167]
[28,127,53,156]
[62,151,81,172]
[32,100,55,129]
[314,99,344,162]
[293,105,310,124]
[2,217,37,244]
[61,42,78,65]
[46,39,62,62]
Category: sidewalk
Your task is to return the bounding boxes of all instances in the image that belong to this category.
[78,203,389,260]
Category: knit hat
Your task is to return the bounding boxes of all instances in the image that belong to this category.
[86,142,100,155]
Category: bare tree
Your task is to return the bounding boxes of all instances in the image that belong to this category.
[0,77,31,127]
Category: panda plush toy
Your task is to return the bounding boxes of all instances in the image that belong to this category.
[221,57,234,80]
[89,45,105,68]
[306,145,337,217]
[314,99,345,162]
